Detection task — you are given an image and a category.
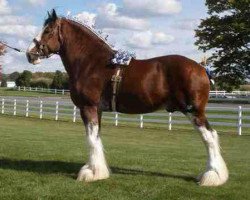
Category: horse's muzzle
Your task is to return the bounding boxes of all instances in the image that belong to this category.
[26,51,41,65]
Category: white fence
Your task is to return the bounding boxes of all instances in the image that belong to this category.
[210,90,250,98]
[16,86,70,95]
[1,97,249,135]
[14,87,250,98]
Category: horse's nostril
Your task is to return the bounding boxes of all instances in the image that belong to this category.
[26,52,31,62]
[26,52,36,63]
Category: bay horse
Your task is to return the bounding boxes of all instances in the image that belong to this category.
[26,10,228,186]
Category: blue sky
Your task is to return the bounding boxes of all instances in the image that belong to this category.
[0,0,208,73]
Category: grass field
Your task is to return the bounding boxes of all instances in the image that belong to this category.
[0,115,250,200]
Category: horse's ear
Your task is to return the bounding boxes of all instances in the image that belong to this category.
[47,11,51,18]
[51,9,58,20]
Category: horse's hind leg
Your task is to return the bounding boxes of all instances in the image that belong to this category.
[77,106,109,182]
[187,111,228,186]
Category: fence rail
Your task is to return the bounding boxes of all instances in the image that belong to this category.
[209,90,250,98]
[16,86,70,95]
[1,97,249,135]
[14,87,250,98]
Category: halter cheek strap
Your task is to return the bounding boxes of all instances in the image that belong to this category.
[57,19,63,46]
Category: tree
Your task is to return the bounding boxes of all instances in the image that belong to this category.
[51,70,64,89]
[63,74,69,89]
[31,79,50,88]
[195,0,250,91]
[15,70,32,87]
[0,78,7,87]
[8,71,20,81]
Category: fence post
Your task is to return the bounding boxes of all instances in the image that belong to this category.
[115,112,119,126]
[168,112,172,131]
[39,101,43,119]
[1,98,4,114]
[55,89,57,94]
[238,106,242,136]
[62,89,65,95]
[140,114,144,128]
[18,86,20,91]
[55,101,59,121]
[26,100,29,117]
[73,106,77,122]
[13,99,16,116]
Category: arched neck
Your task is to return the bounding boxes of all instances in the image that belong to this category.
[58,18,114,78]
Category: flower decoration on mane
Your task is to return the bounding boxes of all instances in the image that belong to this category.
[67,13,136,66]
[111,50,136,65]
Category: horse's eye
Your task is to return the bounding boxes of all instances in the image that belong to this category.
[44,29,50,34]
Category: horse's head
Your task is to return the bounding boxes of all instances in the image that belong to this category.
[26,9,62,65]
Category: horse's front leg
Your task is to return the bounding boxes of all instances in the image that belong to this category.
[77,106,110,182]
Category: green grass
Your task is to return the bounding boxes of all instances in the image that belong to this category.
[0,115,250,200]
[0,88,68,97]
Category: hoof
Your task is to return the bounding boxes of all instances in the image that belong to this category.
[197,169,228,186]
[77,164,110,182]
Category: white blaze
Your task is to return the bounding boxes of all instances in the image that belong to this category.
[27,26,48,65]
[27,29,43,52]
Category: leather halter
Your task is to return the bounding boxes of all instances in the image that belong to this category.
[33,19,63,59]
[33,38,50,58]
[111,68,123,112]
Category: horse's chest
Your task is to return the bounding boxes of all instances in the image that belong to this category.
[70,82,102,107]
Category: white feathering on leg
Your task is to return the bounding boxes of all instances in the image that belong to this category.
[77,123,109,182]
[198,127,228,186]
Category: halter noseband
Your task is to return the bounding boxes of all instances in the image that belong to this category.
[33,38,50,58]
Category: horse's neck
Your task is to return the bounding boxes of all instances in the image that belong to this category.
[59,20,113,82]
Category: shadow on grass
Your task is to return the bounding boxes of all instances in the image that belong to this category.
[0,158,196,182]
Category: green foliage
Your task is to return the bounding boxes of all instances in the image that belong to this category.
[30,78,52,89]
[240,84,250,91]
[8,71,20,81]
[63,74,69,89]
[0,78,7,87]
[15,70,32,87]
[195,0,250,90]
[32,72,55,80]
[1,73,7,80]
[51,70,68,89]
